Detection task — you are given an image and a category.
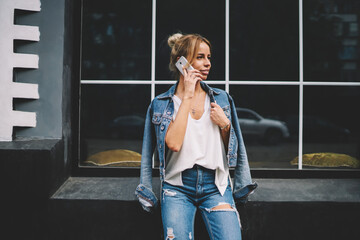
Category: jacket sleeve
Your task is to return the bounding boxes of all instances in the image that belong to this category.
[228,94,257,204]
[135,102,159,212]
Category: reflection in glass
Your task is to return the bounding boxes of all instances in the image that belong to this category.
[230,0,299,80]
[80,84,151,167]
[230,85,299,168]
[304,0,360,81]
[156,0,225,80]
[237,108,290,145]
[81,0,152,80]
[303,86,360,169]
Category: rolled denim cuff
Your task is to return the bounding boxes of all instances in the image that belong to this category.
[135,184,158,212]
[233,182,258,204]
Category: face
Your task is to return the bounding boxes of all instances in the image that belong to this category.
[190,42,211,80]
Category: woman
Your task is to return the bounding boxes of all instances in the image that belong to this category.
[135,33,257,240]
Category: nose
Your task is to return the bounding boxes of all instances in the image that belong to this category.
[204,57,211,67]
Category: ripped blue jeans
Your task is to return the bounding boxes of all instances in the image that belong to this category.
[161,165,242,240]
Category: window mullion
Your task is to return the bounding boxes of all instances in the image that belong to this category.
[298,0,304,170]
[151,0,156,100]
[225,0,229,93]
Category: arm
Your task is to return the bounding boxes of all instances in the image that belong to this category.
[220,121,231,151]
[165,68,202,152]
[135,102,159,212]
[165,97,192,152]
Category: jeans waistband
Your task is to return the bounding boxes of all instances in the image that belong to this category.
[183,164,215,177]
[180,164,217,191]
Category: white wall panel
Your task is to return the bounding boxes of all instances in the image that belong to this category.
[0,0,41,141]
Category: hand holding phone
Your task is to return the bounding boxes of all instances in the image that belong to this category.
[175,56,194,76]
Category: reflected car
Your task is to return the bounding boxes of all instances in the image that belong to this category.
[109,115,145,139]
[236,108,290,145]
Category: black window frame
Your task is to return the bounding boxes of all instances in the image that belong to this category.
[71,0,360,179]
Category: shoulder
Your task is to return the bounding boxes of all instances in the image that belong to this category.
[212,87,228,96]
[155,91,171,100]
[149,93,171,113]
[212,88,232,102]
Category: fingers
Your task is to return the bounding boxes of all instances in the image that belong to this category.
[184,68,202,83]
[210,103,221,114]
[182,68,201,98]
[187,68,201,74]
[183,67,188,77]
[189,72,202,79]
[211,102,221,109]
[210,104,229,127]
[183,67,193,76]
[183,68,200,75]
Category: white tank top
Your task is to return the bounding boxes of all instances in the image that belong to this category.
[165,94,229,195]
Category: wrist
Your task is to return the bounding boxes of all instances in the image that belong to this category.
[220,120,230,130]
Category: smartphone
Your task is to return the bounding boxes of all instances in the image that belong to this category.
[175,56,194,76]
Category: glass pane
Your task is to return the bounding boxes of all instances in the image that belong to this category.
[81,0,152,80]
[155,83,225,96]
[155,84,175,96]
[303,86,360,169]
[80,84,151,167]
[156,0,225,80]
[304,0,360,81]
[230,0,299,81]
[230,85,299,168]
[206,84,225,91]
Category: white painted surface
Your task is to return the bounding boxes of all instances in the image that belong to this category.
[0,0,41,141]
[13,25,40,41]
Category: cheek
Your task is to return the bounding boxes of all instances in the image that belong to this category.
[191,61,200,69]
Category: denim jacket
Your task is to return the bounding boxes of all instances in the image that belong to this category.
[135,81,257,212]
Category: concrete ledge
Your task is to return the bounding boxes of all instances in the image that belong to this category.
[0,138,61,150]
[52,177,153,201]
[249,178,360,202]
[52,177,360,202]
[49,177,360,240]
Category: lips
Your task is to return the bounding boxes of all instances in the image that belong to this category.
[200,70,210,75]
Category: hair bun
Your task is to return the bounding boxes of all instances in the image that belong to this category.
[167,33,183,48]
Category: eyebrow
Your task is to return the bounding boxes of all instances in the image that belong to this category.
[197,53,211,56]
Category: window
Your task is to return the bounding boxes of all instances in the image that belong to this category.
[230,0,299,81]
[79,0,360,171]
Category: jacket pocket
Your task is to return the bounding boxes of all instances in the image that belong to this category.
[152,113,162,125]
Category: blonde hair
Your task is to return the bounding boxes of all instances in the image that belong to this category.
[167,33,211,79]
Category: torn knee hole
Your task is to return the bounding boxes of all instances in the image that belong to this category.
[211,203,233,211]
[205,203,235,213]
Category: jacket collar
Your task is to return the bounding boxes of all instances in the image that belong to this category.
[157,81,220,100]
